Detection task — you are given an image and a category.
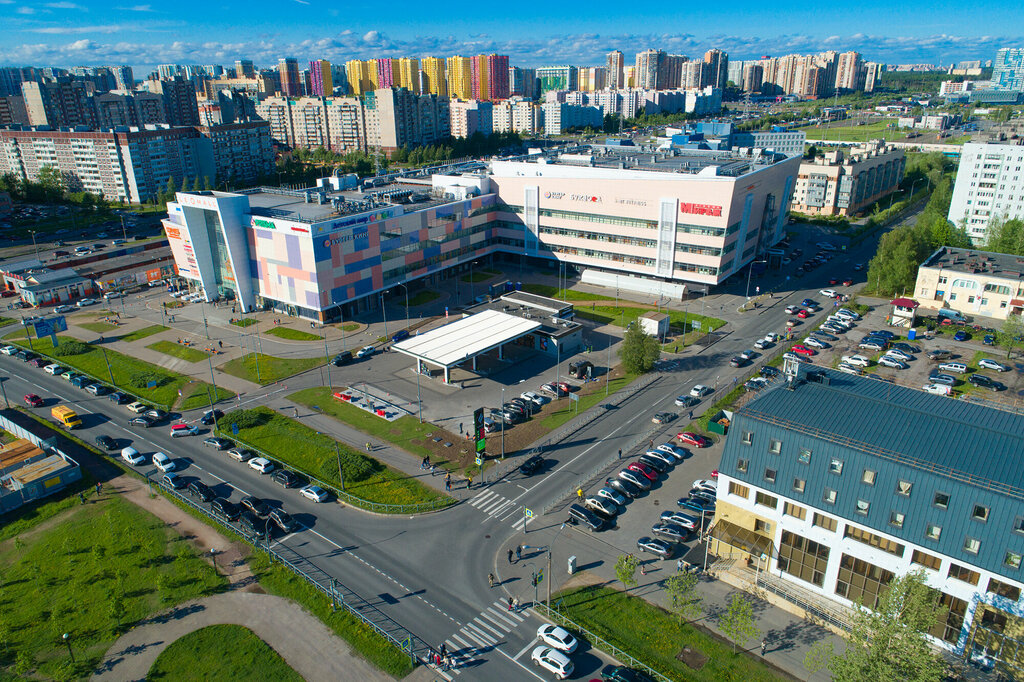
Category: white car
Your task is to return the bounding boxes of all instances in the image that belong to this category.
[585,496,619,518]
[103,291,121,300]
[885,349,912,361]
[520,391,546,406]
[782,352,809,363]
[820,289,838,299]
[44,363,65,374]
[754,339,771,350]
[127,401,149,414]
[692,479,716,493]
[877,355,907,370]
[764,332,780,343]
[531,646,573,680]
[656,443,686,460]
[689,384,712,397]
[978,358,1010,372]
[644,449,677,467]
[120,447,145,466]
[0,346,17,356]
[300,485,328,503]
[922,383,952,395]
[785,305,800,314]
[536,624,578,654]
[837,362,860,375]
[54,304,76,314]
[248,457,275,474]
[805,337,828,349]
[356,345,375,358]
[76,298,97,307]
[841,354,870,368]
[596,487,628,507]
[836,309,860,320]
[152,451,176,473]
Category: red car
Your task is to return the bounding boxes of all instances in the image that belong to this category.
[627,461,659,481]
[556,381,572,394]
[842,278,853,286]
[791,345,816,356]
[23,393,43,407]
[828,277,838,285]
[796,309,810,319]
[677,432,710,448]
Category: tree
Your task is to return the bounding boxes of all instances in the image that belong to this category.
[803,144,818,160]
[828,570,946,682]
[180,176,191,192]
[37,165,64,197]
[202,175,212,191]
[986,217,1024,256]
[996,314,1024,359]
[719,593,759,653]
[803,640,834,680]
[618,324,660,374]
[614,554,639,591]
[665,573,702,624]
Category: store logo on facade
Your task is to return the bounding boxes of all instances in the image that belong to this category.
[679,203,723,217]
[544,191,565,199]
[251,218,276,230]
[569,194,600,203]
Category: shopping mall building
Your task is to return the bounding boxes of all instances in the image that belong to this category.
[162,146,798,321]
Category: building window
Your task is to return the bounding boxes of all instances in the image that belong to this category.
[895,480,912,497]
[755,491,778,509]
[835,554,895,609]
[973,505,990,522]
[844,524,905,556]
[926,524,942,541]
[963,537,981,555]
[754,519,772,534]
[764,468,777,484]
[798,448,811,464]
[911,549,941,571]
[948,563,980,586]
[890,511,905,528]
[741,431,753,445]
[823,488,837,505]
[861,469,876,486]
[793,478,806,493]
[768,439,782,455]
[778,530,830,587]
[736,458,749,473]
[989,577,1021,600]
[855,499,870,516]
[1013,517,1024,535]
[928,593,968,644]
[783,502,806,520]
[933,492,949,509]
[829,458,844,475]
[813,513,838,532]
[1004,552,1023,571]
[728,482,749,499]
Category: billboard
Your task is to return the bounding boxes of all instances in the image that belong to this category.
[473,407,486,453]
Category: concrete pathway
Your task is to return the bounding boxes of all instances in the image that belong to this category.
[91,591,394,682]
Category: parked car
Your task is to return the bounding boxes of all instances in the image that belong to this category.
[890,342,920,354]
[269,508,298,533]
[566,503,608,531]
[885,348,913,361]
[240,496,272,518]
[791,345,816,356]
[859,339,887,352]
[152,452,176,473]
[804,337,828,350]
[601,665,656,682]
[273,469,302,488]
[938,362,968,374]
[43,363,65,374]
[922,383,953,395]
[760,366,780,378]
[643,449,677,468]
[728,356,748,368]
[300,485,329,503]
[606,477,642,499]
[108,391,129,404]
[929,371,957,386]
[200,409,223,425]
[841,354,870,368]
[356,345,376,358]
[204,437,233,450]
[531,646,574,680]
[162,472,185,489]
[618,469,652,491]
[927,349,952,361]
[651,523,688,543]
[638,454,669,473]
[120,447,145,466]
[228,447,254,462]
[677,432,709,448]
[877,356,908,370]
[978,358,1010,372]
[659,510,699,530]
[953,330,971,342]
[94,434,117,450]
[969,374,1005,391]
[636,536,673,559]
[248,457,275,474]
[596,487,628,507]
[126,401,150,414]
[820,288,838,298]
[210,498,239,521]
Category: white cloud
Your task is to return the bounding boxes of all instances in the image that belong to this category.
[45,2,85,8]
[115,4,154,10]
[16,6,34,13]
[293,0,310,4]
[30,24,125,34]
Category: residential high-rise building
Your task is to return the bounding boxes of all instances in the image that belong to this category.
[992,48,1024,91]
[109,65,134,91]
[635,50,662,89]
[536,66,577,94]
[375,58,398,89]
[0,96,28,126]
[0,67,38,98]
[492,97,539,134]
[93,92,166,128]
[450,100,493,138]
[704,49,729,90]
[22,79,97,128]
[578,67,607,92]
[509,67,537,99]
[235,60,255,79]
[470,55,489,101]
[682,61,708,89]
[835,51,865,92]
[309,60,333,96]
[742,64,764,93]
[278,58,301,96]
[345,60,375,97]
[791,142,905,217]
[606,50,625,89]
[254,96,365,152]
[362,88,449,152]
[623,66,635,88]
[421,57,448,97]
[541,102,602,134]
[195,121,274,185]
[146,77,200,126]
[485,55,510,101]
[157,64,182,80]
[447,56,472,100]
[947,141,1024,243]
[397,58,421,94]
[864,62,882,93]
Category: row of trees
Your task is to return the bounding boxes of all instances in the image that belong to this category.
[0,169,112,210]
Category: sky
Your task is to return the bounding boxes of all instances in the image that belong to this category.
[0,0,1021,72]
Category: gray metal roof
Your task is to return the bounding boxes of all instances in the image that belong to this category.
[921,246,1024,281]
[741,368,1024,500]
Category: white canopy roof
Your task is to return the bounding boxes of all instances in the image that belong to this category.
[392,309,541,368]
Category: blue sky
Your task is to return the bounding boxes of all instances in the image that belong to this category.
[0,0,1020,70]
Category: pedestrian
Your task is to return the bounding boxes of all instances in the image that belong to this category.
[516,545,522,562]
[440,643,447,659]
[677,558,684,572]
[507,548,514,564]
[513,596,520,612]
[78,492,85,505]
[617,449,622,459]
[688,410,693,420]
[761,638,767,656]
[466,474,473,489]
[507,597,513,611]
[365,442,371,451]
[640,564,647,576]
[443,654,452,671]
[674,345,678,353]
[576,487,583,500]
[459,422,463,434]
[649,439,654,449]
[96,482,102,496]
[488,573,495,588]
[218,340,222,348]
[445,478,451,492]
[434,652,442,667]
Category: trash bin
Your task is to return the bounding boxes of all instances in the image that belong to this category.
[567,556,577,575]
[908,328,917,340]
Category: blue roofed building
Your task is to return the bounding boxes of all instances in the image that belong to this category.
[711,363,1024,670]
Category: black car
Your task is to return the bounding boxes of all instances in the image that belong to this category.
[238,510,264,535]
[968,374,1004,391]
[636,536,673,559]
[637,454,668,473]
[94,434,117,450]
[187,480,216,503]
[519,455,543,476]
[240,495,272,518]
[129,415,156,428]
[566,503,608,531]
[729,356,748,368]
[890,342,920,354]
[272,469,301,488]
[759,365,780,378]
[209,498,239,521]
[269,508,298,533]
[108,391,129,404]
[606,477,642,499]
[331,351,353,367]
[200,409,223,425]
[204,437,233,450]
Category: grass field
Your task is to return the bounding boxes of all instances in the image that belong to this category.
[147,340,211,362]
[555,585,784,682]
[541,374,636,429]
[0,495,226,679]
[79,321,120,333]
[148,625,301,681]
[407,290,440,306]
[0,316,15,327]
[574,305,725,344]
[460,271,492,283]
[339,323,360,332]
[225,407,449,509]
[521,283,616,302]
[119,324,168,342]
[230,318,258,328]
[179,382,234,411]
[219,353,323,385]
[264,327,321,341]
[3,331,231,408]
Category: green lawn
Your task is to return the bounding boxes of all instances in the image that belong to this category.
[0,316,15,327]
[339,323,359,332]
[574,305,725,345]
[223,407,449,510]
[79,321,120,333]
[230,318,258,328]
[408,290,440,306]
[460,271,492,283]
[219,353,323,385]
[179,382,234,411]
[264,327,321,341]
[554,585,784,682]
[119,324,169,342]
[3,331,229,408]
[798,119,907,142]
[148,625,301,681]
[147,340,211,362]
[521,283,616,302]
[541,374,636,429]
[0,496,226,680]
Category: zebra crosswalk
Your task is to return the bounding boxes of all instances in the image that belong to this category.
[468,489,533,529]
[439,599,528,675]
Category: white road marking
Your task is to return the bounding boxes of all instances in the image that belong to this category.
[512,639,536,661]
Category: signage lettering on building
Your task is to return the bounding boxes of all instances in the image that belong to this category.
[569,194,600,203]
[315,209,394,236]
[679,203,723,217]
[178,193,218,210]
[251,218,276,230]
[614,198,648,207]
[544,191,565,199]
[165,226,181,241]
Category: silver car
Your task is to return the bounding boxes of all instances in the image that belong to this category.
[596,487,627,507]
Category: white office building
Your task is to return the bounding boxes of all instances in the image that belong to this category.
[947,142,1024,244]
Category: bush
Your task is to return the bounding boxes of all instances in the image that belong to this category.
[220,409,271,430]
[50,340,90,357]
[126,372,167,390]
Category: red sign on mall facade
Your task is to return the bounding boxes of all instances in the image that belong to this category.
[679,203,723,217]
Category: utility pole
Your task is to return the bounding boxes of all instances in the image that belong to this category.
[334,439,346,490]
[380,292,389,338]
[101,347,115,385]
[323,323,332,389]
[207,356,220,412]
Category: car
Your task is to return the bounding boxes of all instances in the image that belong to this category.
[842,278,854,286]
[200,409,223,425]
[76,298,97,307]
[978,358,1010,372]
[356,345,376,358]
[929,372,957,386]
[813,330,838,341]
[890,342,921,354]
[152,452,176,473]
[0,345,17,356]
[927,349,952,361]
[210,498,239,521]
[266,508,298,533]
[228,447,254,462]
[273,469,302,488]
[23,393,43,407]
[518,454,543,476]
[744,377,769,392]
[94,434,116,450]
[43,363,64,374]
[836,309,860,320]
[585,496,620,519]
[689,384,712,397]
[969,374,1005,391]
[103,291,121,300]
[954,330,970,342]
[759,366,780,379]
[601,664,656,682]
[618,469,652,491]
[782,352,809,364]
[16,351,36,362]
[785,305,800,314]
[540,382,567,397]
[692,478,716,493]
[162,472,186,489]
[644,449,677,468]
[300,485,329,503]
[853,262,864,271]
[820,288,838,298]
[596,487,628,507]
[841,354,870,368]
[170,423,199,438]
[531,646,573,679]
[938,362,968,374]
[859,340,886,352]
[659,510,699,530]
[248,457,275,474]
[753,338,771,350]
[728,356,748,368]
[636,536,673,559]
[652,522,690,543]
[796,309,810,319]
[28,357,46,368]
[107,391,129,404]
[637,454,669,473]
[145,408,169,421]
[606,476,641,499]
[120,447,145,466]
[804,337,828,349]
[800,298,816,308]
[204,437,232,450]
[627,461,659,482]
[331,351,353,367]
[676,432,709,448]
[984,334,996,346]
[126,401,150,414]
[922,383,952,395]
[567,503,609,530]
[764,332,781,343]
[54,304,76,314]
[869,330,895,340]
[84,383,109,396]
[739,349,757,361]
[877,355,908,370]
[129,415,156,428]
[678,496,714,515]
[240,496,272,518]
[690,485,717,501]
[651,411,676,425]
[791,345,816,356]
[520,391,546,406]
[837,362,860,375]
[674,395,699,407]
[885,348,912,361]
[537,624,578,654]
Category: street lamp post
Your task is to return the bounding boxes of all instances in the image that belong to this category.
[415,361,422,423]
[500,386,505,459]
[909,177,926,201]
[62,633,74,663]
[379,293,389,338]
[322,323,332,389]
[888,189,905,211]
[100,347,115,385]
[120,215,128,243]
[201,300,209,340]
[396,283,409,326]
[29,230,39,260]
[546,523,568,609]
